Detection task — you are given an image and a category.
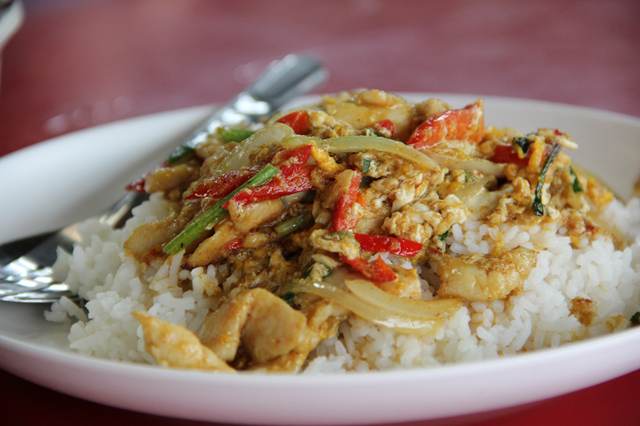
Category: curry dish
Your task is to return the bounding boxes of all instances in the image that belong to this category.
[120,90,617,373]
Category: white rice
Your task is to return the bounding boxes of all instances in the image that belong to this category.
[47,193,640,373]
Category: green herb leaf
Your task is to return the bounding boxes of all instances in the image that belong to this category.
[302,268,313,279]
[163,164,279,255]
[438,229,450,242]
[365,128,384,137]
[360,176,375,188]
[282,291,297,306]
[569,166,583,193]
[361,158,372,174]
[513,135,533,158]
[532,144,561,217]
[464,170,475,183]
[631,312,640,325]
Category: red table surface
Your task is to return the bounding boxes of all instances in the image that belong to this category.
[1,0,639,425]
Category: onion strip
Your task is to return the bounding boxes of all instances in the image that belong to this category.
[424,151,505,177]
[344,279,463,319]
[218,123,294,173]
[321,136,439,171]
[295,280,447,335]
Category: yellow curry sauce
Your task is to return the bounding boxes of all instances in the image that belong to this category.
[124,90,615,372]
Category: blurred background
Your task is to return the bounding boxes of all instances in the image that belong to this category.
[1,0,639,158]
[1,0,639,425]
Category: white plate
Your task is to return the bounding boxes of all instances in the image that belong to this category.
[1,95,640,425]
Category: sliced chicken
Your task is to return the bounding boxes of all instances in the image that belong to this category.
[434,247,538,302]
[133,311,233,372]
[199,288,308,365]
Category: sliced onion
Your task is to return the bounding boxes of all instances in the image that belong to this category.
[453,175,495,204]
[465,185,513,221]
[320,136,440,171]
[424,151,505,177]
[295,280,445,335]
[218,123,294,173]
[280,135,321,149]
[344,279,463,320]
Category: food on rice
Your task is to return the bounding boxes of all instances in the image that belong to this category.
[48,90,640,373]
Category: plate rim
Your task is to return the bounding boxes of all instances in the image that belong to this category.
[1,93,640,424]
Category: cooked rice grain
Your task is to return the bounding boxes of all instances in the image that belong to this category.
[49,194,640,372]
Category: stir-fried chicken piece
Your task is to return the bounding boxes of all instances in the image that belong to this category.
[377,264,423,299]
[119,90,622,373]
[324,89,416,141]
[199,288,308,367]
[227,198,284,234]
[434,247,538,302]
[187,219,241,268]
[144,160,200,195]
[124,201,198,262]
[133,311,233,372]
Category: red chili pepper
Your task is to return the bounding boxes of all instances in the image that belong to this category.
[126,175,147,193]
[490,144,531,167]
[373,119,395,137]
[407,100,484,149]
[222,238,243,250]
[332,172,363,232]
[226,145,315,206]
[276,110,311,135]
[273,144,313,177]
[353,233,423,257]
[229,165,315,206]
[185,167,260,200]
[340,254,397,283]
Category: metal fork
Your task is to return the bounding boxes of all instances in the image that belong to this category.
[0,53,327,303]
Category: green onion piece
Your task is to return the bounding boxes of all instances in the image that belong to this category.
[167,144,196,164]
[532,144,561,216]
[218,128,256,143]
[631,312,640,325]
[438,229,450,242]
[569,166,584,193]
[163,164,279,255]
[274,213,313,236]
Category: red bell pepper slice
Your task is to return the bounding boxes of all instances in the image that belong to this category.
[490,144,531,167]
[353,233,423,257]
[126,175,147,193]
[229,165,315,206]
[340,254,397,283]
[222,238,243,250]
[407,100,484,149]
[185,167,260,200]
[188,145,313,202]
[228,145,315,206]
[273,144,313,177]
[373,119,395,137]
[332,171,363,232]
[276,110,311,135]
